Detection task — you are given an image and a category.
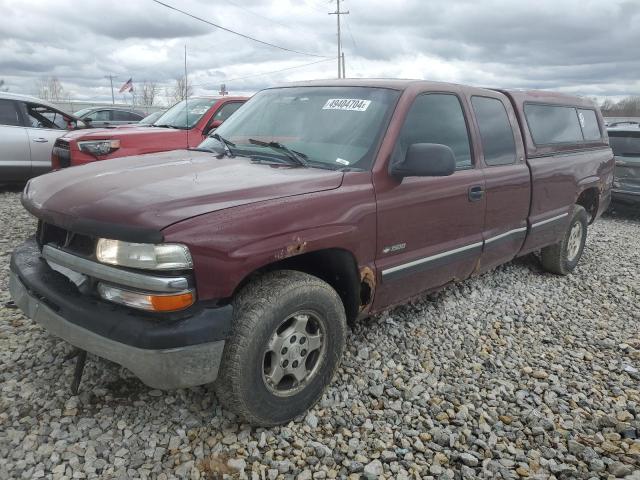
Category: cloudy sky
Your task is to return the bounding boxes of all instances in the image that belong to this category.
[1,0,639,106]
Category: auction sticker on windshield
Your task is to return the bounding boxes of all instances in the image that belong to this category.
[322,99,371,112]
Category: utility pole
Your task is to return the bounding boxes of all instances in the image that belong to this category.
[329,0,349,78]
[104,75,117,104]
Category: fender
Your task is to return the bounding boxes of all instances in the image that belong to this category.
[231,224,359,261]
[162,172,378,301]
[576,175,600,198]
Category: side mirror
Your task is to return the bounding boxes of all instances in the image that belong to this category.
[204,119,223,136]
[390,143,456,179]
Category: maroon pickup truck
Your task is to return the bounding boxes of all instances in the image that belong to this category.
[10,79,613,425]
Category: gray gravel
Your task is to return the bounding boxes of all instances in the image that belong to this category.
[1,188,639,480]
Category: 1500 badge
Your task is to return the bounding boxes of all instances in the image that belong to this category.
[383,243,406,254]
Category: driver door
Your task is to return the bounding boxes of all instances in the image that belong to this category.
[373,91,486,307]
[20,102,71,176]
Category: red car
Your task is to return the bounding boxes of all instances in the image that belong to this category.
[52,96,246,169]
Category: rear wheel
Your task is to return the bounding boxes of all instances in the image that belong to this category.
[214,270,347,426]
[541,205,588,275]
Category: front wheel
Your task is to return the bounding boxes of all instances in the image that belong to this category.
[214,270,347,426]
[541,205,588,275]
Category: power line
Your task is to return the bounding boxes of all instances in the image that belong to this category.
[151,0,329,58]
[225,0,302,32]
[344,17,357,50]
[192,58,333,87]
[223,58,334,82]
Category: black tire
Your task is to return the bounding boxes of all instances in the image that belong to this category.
[541,205,588,275]
[214,270,347,426]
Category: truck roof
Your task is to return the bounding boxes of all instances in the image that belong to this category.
[496,89,597,109]
[280,79,597,108]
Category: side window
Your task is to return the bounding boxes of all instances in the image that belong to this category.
[0,99,21,127]
[87,110,111,122]
[524,104,583,145]
[213,102,243,123]
[42,110,68,129]
[395,93,472,169]
[25,103,65,129]
[113,110,136,121]
[113,111,143,121]
[577,109,601,141]
[471,96,517,166]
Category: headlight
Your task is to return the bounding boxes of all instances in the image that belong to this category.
[78,139,120,156]
[96,239,193,270]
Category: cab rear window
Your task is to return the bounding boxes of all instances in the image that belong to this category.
[578,109,601,141]
[524,104,602,145]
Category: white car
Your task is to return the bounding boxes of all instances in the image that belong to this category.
[0,92,86,183]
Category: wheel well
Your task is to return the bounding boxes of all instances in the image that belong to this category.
[576,188,599,223]
[234,249,369,323]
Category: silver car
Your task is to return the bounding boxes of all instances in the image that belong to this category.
[0,92,85,183]
[73,106,144,128]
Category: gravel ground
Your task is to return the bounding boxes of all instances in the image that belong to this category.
[0,188,639,480]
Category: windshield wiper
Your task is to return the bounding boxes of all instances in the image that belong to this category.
[248,138,309,167]
[153,124,188,130]
[211,133,236,158]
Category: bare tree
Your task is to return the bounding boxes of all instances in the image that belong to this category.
[617,96,640,116]
[169,76,194,104]
[36,76,64,101]
[599,98,615,113]
[141,81,159,107]
[0,79,8,92]
[600,96,640,117]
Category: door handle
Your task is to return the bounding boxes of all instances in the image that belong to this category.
[468,185,484,202]
[32,137,49,143]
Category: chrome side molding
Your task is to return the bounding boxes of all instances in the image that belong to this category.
[531,212,569,229]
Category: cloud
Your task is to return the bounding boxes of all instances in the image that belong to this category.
[0,0,637,104]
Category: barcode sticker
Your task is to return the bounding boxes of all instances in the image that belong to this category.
[322,98,371,112]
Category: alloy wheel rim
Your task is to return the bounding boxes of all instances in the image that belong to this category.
[567,222,583,261]
[262,312,325,397]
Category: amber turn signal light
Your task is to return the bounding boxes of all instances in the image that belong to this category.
[97,283,195,312]
[150,292,195,312]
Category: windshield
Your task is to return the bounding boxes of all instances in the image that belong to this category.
[73,108,93,117]
[154,98,217,129]
[199,86,400,170]
[610,132,640,157]
[139,111,164,125]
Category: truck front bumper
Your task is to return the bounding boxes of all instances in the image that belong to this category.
[9,238,233,390]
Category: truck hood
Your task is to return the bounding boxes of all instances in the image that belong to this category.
[23,150,344,243]
[62,125,180,140]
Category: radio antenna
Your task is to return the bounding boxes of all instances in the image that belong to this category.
[184,44,189,147]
